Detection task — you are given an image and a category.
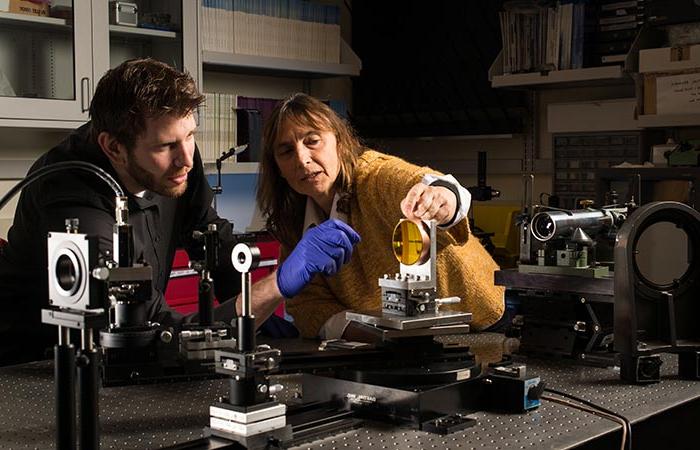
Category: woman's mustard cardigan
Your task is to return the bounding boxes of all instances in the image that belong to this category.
[284,150,505,338]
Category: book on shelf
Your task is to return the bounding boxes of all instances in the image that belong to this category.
[601,53,627,64]
[586,0,647,66]
[234,96,283,163]
[498,0,599,74]
[235,109,262,163]
[559,1,574,70]
[599,20,643,31]
[200,0,341,63]
[599,14,644,26]
[600,1,644,13]
[571,0,589,69]
[199,92,238,164]
[237,96,281,125]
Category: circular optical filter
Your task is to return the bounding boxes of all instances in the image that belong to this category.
[392,219,430,266]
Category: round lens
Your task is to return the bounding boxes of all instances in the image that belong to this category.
[533,214,555,241]
[392,220,425,265]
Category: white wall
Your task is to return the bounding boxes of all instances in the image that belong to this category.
[375,83,639,208]
[372,135,534,206]
[536,84,636,160]
[0,128,71,237]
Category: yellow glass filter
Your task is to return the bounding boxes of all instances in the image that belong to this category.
[392,220,425,265]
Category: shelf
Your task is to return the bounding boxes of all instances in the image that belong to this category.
[488,25,658,90]
[597,167,700,177]
[0,118,85,130]
[204,162,259,175]
[203,52,360,77]
[409,158,552,175]
[0,11,71,31]
[636,114,700,128]
[202,40,361,78]
[548,99,641,132]
[491,65,629,89]
[109,25,179,40]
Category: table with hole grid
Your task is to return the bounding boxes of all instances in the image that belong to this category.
[1,333,699,450]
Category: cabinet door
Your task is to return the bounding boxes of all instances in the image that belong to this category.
[0,1,93,123]
[95,0,187,76]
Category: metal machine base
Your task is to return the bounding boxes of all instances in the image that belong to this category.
[209,402,290,444]
[346,311,472,330]
[495,269,616,366]
[301,373,484,429]
[518,263,610,278]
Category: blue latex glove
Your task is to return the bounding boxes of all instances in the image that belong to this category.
[277,219,361,298]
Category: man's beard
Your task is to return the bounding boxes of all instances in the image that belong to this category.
[126,160,188,198]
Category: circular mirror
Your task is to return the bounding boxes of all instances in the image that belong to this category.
[634,221,690,286]
[392,219,429,266]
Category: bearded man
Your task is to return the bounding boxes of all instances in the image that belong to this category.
[0,58,244,365]
[0,58,361,366]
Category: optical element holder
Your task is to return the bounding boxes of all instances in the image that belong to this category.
[615,201,700,383]
[205,243,291,448]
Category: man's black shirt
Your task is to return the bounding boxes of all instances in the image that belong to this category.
[0,124,240,365]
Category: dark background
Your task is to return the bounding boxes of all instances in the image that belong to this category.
[351,0,526,138]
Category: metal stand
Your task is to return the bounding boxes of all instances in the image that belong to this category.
[206,243,291,449]
[78,329,100,450]
[212,144,248,210]
[43,309,107,450]
[179,224,237,362]
[495,269,616,366]
[614,201,700,383]
[192,224,219,327]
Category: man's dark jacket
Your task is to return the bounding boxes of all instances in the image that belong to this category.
[0,124,240,365]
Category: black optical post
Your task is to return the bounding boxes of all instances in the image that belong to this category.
[468,151,501,202]
[77,330,101,450]
[54,327,76,449]
[190,224,220,326]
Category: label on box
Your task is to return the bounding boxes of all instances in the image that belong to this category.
[9,0,48,16]
[656,72,700,115]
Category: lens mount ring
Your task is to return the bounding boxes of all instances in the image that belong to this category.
[531,212,556,242]
[392,219,431,266]
[51,240,87,304]
[231,243,261,273]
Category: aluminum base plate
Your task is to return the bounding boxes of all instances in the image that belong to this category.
[346,311,472,330]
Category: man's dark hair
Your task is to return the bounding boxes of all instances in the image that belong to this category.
[89,58,204,149]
